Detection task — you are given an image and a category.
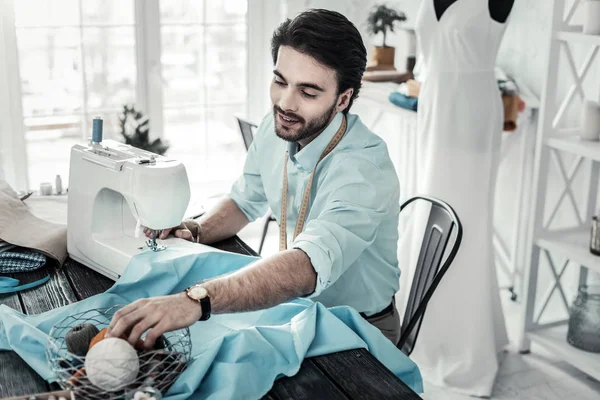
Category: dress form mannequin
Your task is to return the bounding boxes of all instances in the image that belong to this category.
[403,0,515,396]
[434,0,514,23]
[488,0,515,23]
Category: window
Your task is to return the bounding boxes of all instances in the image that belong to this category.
[9,0,250,196]
[14,0,136,189]
[159,0,248,194]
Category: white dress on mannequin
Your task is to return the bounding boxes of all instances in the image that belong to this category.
[407,0,510,396]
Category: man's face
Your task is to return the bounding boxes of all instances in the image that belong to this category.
[270,46,349,143]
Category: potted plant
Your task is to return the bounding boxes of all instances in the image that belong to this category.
[118,105,169,155]
[366,4,407,69]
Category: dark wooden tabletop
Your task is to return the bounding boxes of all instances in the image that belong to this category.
[0,236,421,400]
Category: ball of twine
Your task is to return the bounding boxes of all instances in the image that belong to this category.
[84,337,140,391]
[65,323,100,356]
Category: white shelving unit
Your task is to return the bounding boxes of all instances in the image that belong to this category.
[520,0,600,380]
[529,326,600,380]
[556,30,600,46]
[536,228,600,275]
[546,135,600,162]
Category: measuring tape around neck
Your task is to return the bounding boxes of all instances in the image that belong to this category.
[279,115,348,251]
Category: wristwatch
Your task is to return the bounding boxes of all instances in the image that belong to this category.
[185,283,211,321]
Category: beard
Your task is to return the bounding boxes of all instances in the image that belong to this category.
[273,101,337,143]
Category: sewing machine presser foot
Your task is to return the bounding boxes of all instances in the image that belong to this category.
[146,239,166,252]
[146,231,167,252]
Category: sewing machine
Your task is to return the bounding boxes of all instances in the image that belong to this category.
[67,138,191,280]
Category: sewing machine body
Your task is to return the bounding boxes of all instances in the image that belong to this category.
[67,139,191,280]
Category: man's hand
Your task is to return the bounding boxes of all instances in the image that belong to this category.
[105,292,202,349]
[143,221,196,241]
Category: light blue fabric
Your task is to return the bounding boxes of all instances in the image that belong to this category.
[389,92,419,111]
[0,243,422,399]
[0,275,50,294]
[229,112,401,317]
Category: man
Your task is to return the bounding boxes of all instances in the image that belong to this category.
[107,9,401,347]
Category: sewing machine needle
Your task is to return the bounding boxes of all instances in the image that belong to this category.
[146,229,166,252]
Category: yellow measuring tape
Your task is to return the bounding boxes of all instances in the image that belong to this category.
[279,114,348,251]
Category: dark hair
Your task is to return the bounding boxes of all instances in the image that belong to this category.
[271,9,367,114]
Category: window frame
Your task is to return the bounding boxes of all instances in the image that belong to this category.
[0,0,276,191]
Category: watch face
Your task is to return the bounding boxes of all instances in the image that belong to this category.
[189,286,207,300]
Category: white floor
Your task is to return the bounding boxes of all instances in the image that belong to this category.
[237,216,600,400]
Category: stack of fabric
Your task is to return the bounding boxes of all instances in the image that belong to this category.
[0,180,67,294]
[388,79,421,111]
[0,239,49,294]
[0,180,67,264]
[0,240,47,273]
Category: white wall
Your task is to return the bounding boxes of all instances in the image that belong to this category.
[296,0,419,72]
[247,0,286,122]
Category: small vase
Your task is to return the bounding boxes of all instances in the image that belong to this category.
[591,216,600,256]
[371,46,396,67]
[583,0,600,35]
[581,100,600,141]
[567,285,600,353]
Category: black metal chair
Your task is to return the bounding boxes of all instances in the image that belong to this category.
[396,195,463,356]
[235,116,278,255]
[236,116,256,152]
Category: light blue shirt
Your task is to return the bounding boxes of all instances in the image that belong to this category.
[228,111,401,316]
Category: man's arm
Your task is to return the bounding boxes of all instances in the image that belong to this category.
[204,248,316,313]
[153,197,250,242]
[106,249,317,348]
[194,197,251,245]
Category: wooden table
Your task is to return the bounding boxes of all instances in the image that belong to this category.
[0,236,421,400]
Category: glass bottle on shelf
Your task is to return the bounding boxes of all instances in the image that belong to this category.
[590,216,600,256]
[567,284,600,353]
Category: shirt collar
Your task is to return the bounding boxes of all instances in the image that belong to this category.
[286,112,344,171]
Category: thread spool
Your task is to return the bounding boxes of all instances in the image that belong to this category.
[65,323,100,356]
[92,117,103,143]
[55,174,63,195]
[581,100,600,141]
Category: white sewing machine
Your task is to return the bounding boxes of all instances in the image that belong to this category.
[67,138,191,280]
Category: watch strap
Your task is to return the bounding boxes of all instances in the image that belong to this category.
[199,295,211,321]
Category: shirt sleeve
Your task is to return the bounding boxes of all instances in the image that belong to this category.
[292,156,399,297]
[227,115,271,222]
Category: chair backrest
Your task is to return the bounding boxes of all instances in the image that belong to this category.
[396,195,463,356]
[236,116,258,152]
